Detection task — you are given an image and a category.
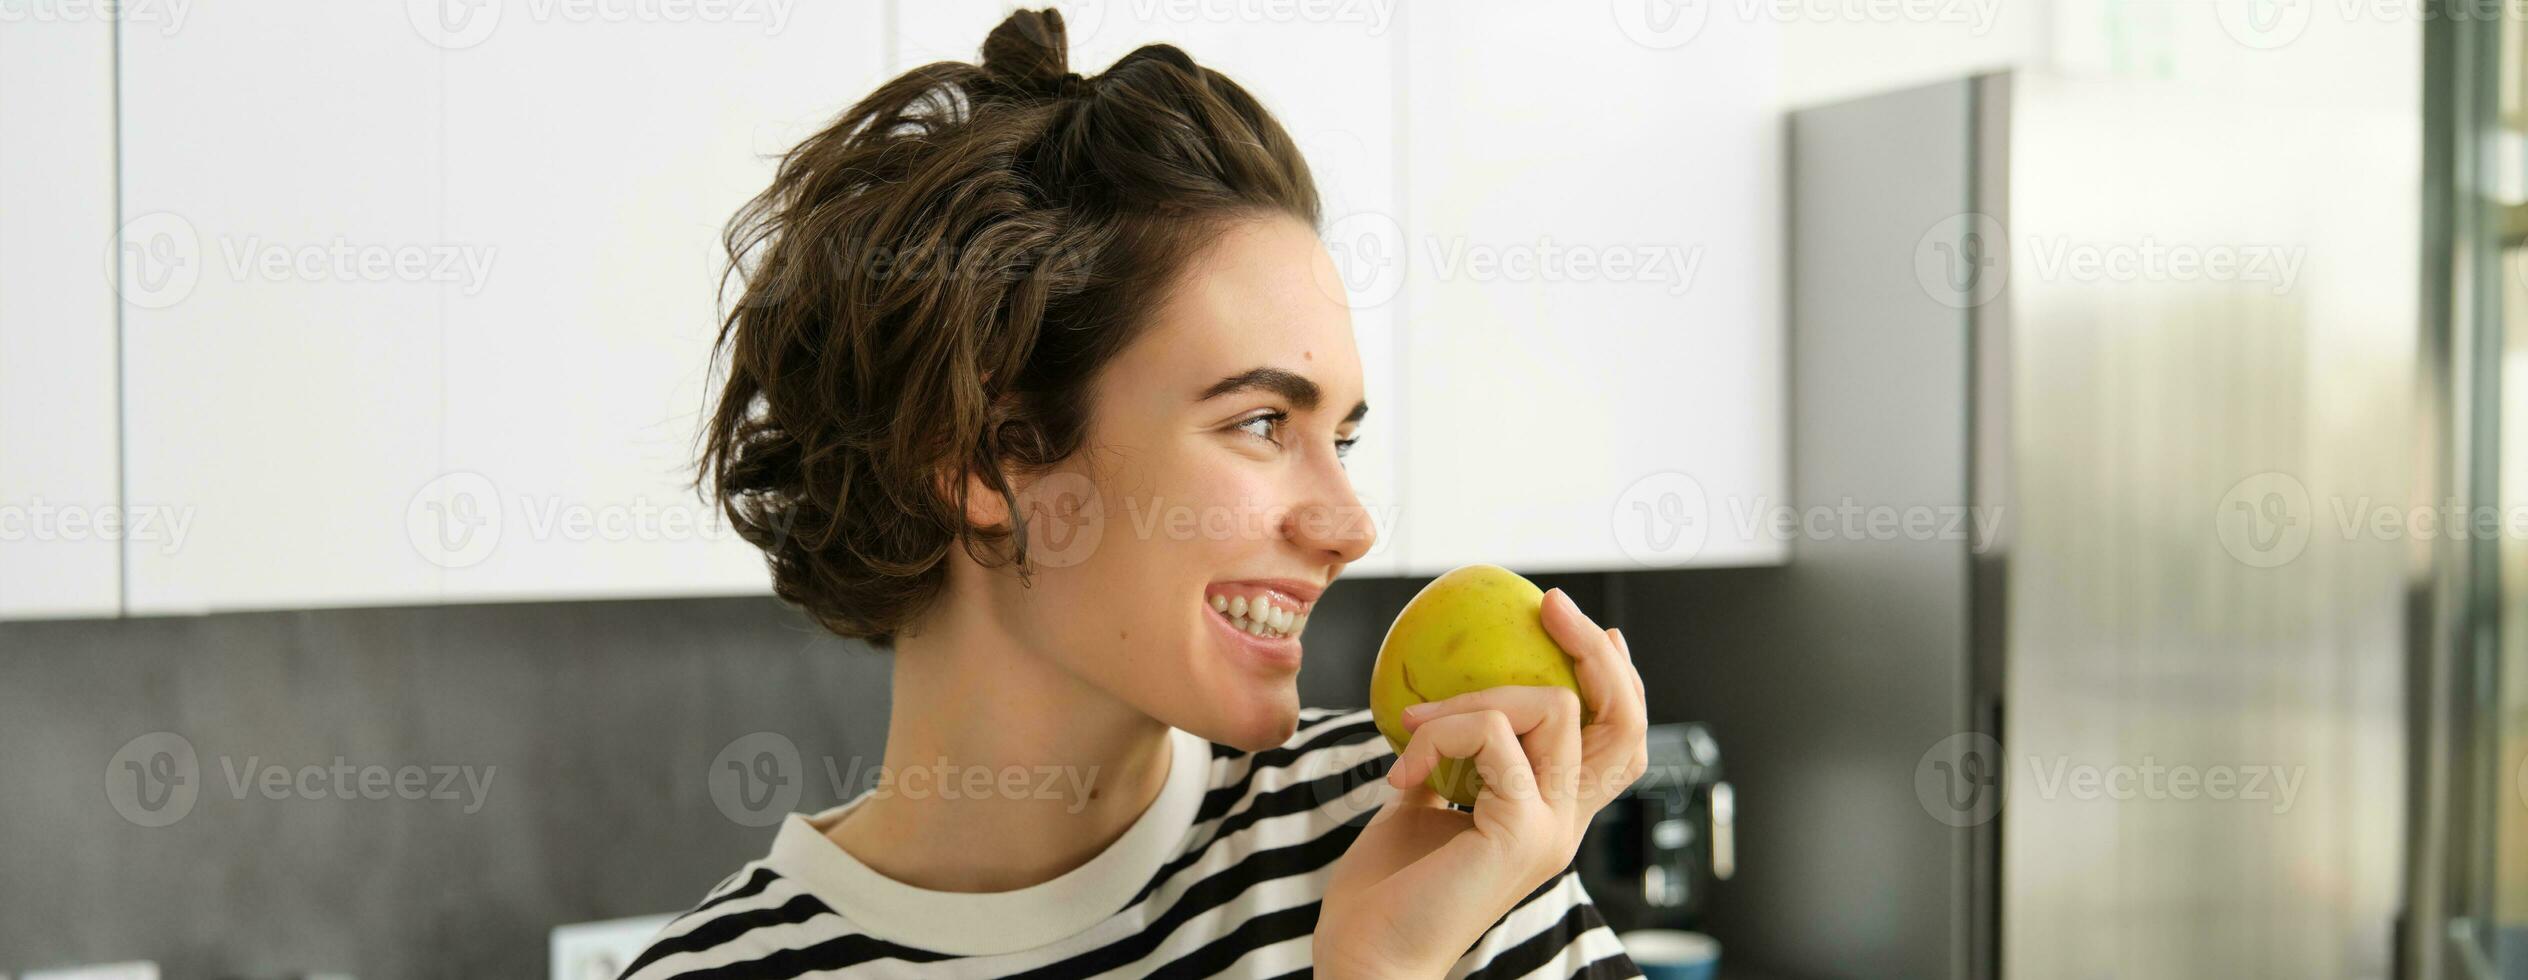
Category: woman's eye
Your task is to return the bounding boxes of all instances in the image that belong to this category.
[1234,411,1286,444]
[1234,411,1357,461]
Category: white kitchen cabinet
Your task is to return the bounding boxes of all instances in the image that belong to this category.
[1393,1,1786,574]
[432,6,883,602]
[897,1,1408,575]
[0,14,123,619]
[119,3,452,615]
[118,4,886,613]
[98,0,1782,619]
[906,2,1783,577]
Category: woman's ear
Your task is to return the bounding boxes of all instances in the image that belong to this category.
[948,382,1017,532]
[937,460,1015,532]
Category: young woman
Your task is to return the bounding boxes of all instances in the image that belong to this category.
[626,9,1651,978]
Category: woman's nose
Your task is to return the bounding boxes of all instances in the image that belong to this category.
[1286,468,1378,566]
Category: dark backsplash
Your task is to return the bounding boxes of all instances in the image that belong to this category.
[0,570,1716,979]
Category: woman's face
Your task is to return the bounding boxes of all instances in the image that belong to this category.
[996,214,1376,752]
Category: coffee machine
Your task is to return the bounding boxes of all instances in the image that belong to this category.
[1576,722,1732,932]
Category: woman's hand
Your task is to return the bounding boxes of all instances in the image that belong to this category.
[1313,587,1650,979]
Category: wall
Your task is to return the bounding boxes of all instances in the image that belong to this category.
[0,573,1638,979]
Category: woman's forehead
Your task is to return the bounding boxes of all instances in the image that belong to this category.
[1136,219,1362,387]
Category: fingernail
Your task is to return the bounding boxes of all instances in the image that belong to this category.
[1401,703,1426,720]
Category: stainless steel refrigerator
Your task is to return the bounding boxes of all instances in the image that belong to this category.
[1667,71,2412,979]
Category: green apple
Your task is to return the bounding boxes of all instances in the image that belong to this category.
[1368,563,1583,806]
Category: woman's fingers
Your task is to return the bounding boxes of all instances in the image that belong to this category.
[1392,590,1654,818]
[1538,589,1633,728]
[1616,628,1645,705]
[1599,626,1650,799]
[1399,684,1583,789]
[1537,589,1649,803]
[1367,767,1448,825]
[1549,595,1647,807]
[1398,686,1582,815]
[1387,708,1548,810]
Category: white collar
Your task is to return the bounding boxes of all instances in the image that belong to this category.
[762,724,1211,955]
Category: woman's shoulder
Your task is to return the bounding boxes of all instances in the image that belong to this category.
[617,862,829,980]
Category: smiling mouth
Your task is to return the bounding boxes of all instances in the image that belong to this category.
[1203,590,1309,640]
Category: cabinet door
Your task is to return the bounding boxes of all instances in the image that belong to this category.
[0,15,122,619]
[433,6,886,602]
[1395,1,1785,573]
[120,4,449,614]
[897,2,1408,575]
[119,5,889,612]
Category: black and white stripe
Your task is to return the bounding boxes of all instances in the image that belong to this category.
[623,707,1642,979]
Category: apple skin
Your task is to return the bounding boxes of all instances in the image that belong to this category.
[1368,564,1583,806]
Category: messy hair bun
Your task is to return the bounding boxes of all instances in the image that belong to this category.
[699,7,1322,647]
[979,8,1078,95]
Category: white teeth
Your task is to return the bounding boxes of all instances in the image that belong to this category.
[1206,591,1308,639]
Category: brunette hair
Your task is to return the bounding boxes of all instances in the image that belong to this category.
[698,8,1322,647]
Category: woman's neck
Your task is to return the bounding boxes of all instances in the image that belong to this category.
[823,594,1176,893]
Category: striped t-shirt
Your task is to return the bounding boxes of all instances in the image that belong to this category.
[621,706,1644,978]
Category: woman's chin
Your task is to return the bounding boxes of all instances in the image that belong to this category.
[1195,688,1303,753]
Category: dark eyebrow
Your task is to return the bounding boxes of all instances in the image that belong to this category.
[1198,366,1369,424]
